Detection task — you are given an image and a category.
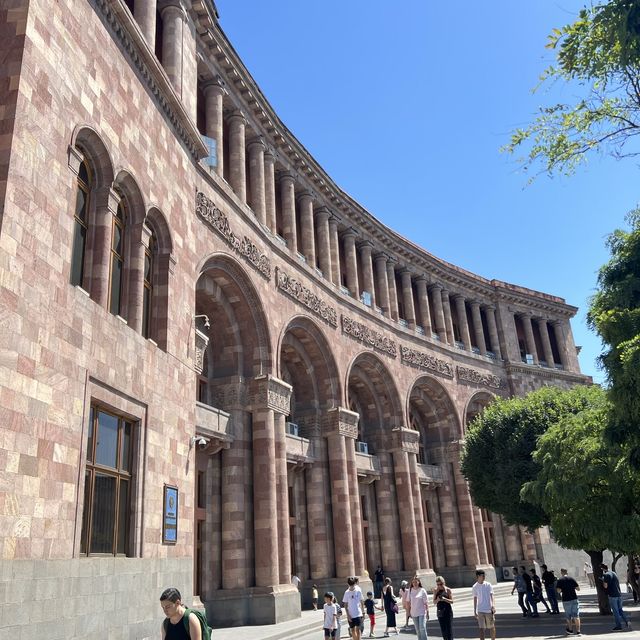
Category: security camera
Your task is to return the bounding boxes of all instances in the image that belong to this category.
[190,436,209,449]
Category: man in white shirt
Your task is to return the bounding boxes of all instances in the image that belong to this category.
[472,570,496,640]
[342,576,365,640]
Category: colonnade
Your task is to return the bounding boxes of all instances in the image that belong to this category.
[514,313,570,369]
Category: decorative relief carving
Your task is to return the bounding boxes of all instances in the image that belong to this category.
[250,375,292,415]
[391,427,420,454]
[325,407,359,440]
[275,267,337,327]
[457,366,503,389]
[400,346,454,378]
[196,191,271,279]
[341,316,397,357]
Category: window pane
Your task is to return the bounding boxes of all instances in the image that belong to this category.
[144,252,152,282]
[70,222,86,286]
[109,257,122,316]
[75,187,88,223]
[120,421,131,472]
[113,222,123,255]
[78,160,89,185]
[117,479,129,555]
[90,473,116,554]
[95,411,119,468]
[80,469,92,555]
[142,287,151,339]
[86,407,94,461]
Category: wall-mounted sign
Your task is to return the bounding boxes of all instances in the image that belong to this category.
[163,484,178,545]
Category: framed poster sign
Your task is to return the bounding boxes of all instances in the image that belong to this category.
[163,484,178,544]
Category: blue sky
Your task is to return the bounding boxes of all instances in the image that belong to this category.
[214,0,639,384]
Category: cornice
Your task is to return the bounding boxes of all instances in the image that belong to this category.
[505,363,591,384]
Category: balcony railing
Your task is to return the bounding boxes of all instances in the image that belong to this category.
[285,431,315,464]
[416,463,444,485]
[355,450,381,481]
[195,401,232,443]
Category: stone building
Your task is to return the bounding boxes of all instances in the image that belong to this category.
[0,0,590,636]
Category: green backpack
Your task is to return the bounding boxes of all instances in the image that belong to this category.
[164,607,212,639]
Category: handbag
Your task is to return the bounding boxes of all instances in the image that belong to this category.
[391,601,399,614]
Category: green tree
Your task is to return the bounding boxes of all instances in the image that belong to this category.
[504,0,640,177]
[460,384,599,529]
[587,209,640,468]
[522,389,640,612]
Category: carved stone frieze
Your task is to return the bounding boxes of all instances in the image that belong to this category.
[324,407,360,440]
[400,345,454,378]
[341,316,397,357]
[196,191,271,279]
[209,380,248,411]
[275,267,337,327]
[390,426,420,454]
[249,375,292,415]
[457,365,503,389]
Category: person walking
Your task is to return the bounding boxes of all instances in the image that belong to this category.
[541,564,560,614]
[556,568,581,636]
[159,588,204,640]
[399,580,411,629]
[521,565,539,617]
[433,575,454,640]
[583,562,595,588]
[410,576,430,640]
[472,569,496,640]
[530,568,552,613]
[381,577,400,637]
[600,563,631,631]
[364,591,377,638]
[511,566,530,617]
[323,592,338,639]
[343,576,365,640]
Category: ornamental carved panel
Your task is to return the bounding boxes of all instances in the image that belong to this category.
[341,315,397,357]
[391,426,420,454]
[249,375,292,415]
[196,191,271,279]
[456,365,503,389]
[275,267,337,327]
[324,407,359,440]
[399,345,454,378]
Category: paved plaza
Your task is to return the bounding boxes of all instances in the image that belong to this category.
[210,583,636,640]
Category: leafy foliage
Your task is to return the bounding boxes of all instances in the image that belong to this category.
[504,0,640,177]
[587,209,640,466]
[460,385,599,529]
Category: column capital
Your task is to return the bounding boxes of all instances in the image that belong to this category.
[357,239,374,253]
[328,213,342,226]
[264,148,278,163]
[398,267,413,278]
[296,189,315,203]
[483,303,496,312]
[247,136,266,152]
[249,374,292,415]
[374,252,389,265]
[452,292,466,302]
[323,407,359,439]
[276,169,297,184]
[390,426,420,454]
[225,109,246,125]
[341,227,358,240]
[315,206,331,221]
[202,75,227,96]
[429,282,443,293]
[519,311,533,319]
[414,274,428,284]
[160,1,187,19]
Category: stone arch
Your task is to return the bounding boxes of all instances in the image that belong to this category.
[113,169,146,228]
[278,315,341,436]
[346,352,403,452]
[407,375,460,463]
[70,125,115,186]
[463,391,496,433]
[196,255,272,402]
[145,206,174,255]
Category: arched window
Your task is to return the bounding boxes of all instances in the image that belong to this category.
[109,200,127,316]
[142,234,156,339]
[71,160,91,287]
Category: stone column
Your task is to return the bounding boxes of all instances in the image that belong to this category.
[279,172,297,253]
[345,438,365,575]
[248,137,266,225]
[359,241,375,306]
[454,295,472,349]
[503,523,523,562]
[436,469,465,567]
[452,458,480,566]
[343,230,359,299]
[315,207,332,279]
[551,320,579,370]
[470,302,487,355]
[491,513,508,567]
[203,78,226,177]
[415,276,432,335]
[392,428,421,572]
[128,223,153,334]
[134,0,157,50]
[485,306,502,358]
[409,454,429,569]
[297,191,316,266]
[264,150,277,232]
[537,318,555,367]
[375,452,403,572]
[400,270,416,328]
[161,3,186,96]
[426,491,446,569]
[329,216,341,285]
[473,507,489,565]
[91,186,119,308]
[374,254,391,316]
[227,111,247,203]
[430,284,447,342]
[386,259,399,321]
[275,412,291,583]
[442,289,455,345]
[520,313,538,364]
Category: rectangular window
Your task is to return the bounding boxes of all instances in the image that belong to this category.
[81,406,134,556]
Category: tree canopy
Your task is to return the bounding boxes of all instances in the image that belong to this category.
[460,384,600,530]
[504,0,640,177]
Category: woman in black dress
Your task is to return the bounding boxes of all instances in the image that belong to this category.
[433,575,454,640]
[381,577,399,637]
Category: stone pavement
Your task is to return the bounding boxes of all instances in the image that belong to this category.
[209,583,637,640]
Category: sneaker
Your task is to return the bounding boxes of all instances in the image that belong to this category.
[565,627,573,634]
[613,626,622,630]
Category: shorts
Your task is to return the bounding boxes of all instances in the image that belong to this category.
[477,612,495,629]
[348,616,363,629]
[324,628,336,638]
[562,599,579,619]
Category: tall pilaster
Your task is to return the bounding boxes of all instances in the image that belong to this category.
[203,78,226,177]
[264,150,277,232]
[386,259,399,321]
[160,3,185,96]
[134,0,157,50]
[374,254,391,316]
[537,318,555,367]
[248,137,266,225]
[442,289,455,345]
[400,270,416,328]
[279,172,297,253]
[329,216,341,285]
[436,467,465,567]
[454,295,472,349]
[315,207,332,278]
[297,191,316,266]
[470,302,487,355]
[485,306,502,358]
[345,438,365,575]
[227,111,247,203]
[415,276,432,335]
[359,241,375,306]
[430,284,447,342]
[91,187,119,308]
[343,230,359,299]
[473,507,489,565]
[409,454,429,569]
[128,223,153,334]
[521,313,538,364]
[275,412,291,583]
[376,451,403,572]
[452,458,480,566]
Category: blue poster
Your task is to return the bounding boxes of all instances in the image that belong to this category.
[163,485,178,544]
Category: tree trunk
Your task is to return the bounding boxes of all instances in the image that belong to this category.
[588,550,611,615]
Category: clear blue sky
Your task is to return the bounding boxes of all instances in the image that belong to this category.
[214,0,639,384]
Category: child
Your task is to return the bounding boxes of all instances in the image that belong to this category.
[313,584,319,611]
[364,591,377,638]
[333,595,343,639]
[324,591,338,638]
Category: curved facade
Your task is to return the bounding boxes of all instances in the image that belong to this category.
[0,0,590,636]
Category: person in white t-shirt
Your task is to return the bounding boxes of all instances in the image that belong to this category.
[323,591,338,639]
[342,576,365,640]
[409,576,430,640]
[472,570,496,640]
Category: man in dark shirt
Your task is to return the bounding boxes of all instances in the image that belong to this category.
[541,564,560,614]
[521,566,538,617]
[600,563,631,630]
[374,565,384,599]
[556,568,581,636]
